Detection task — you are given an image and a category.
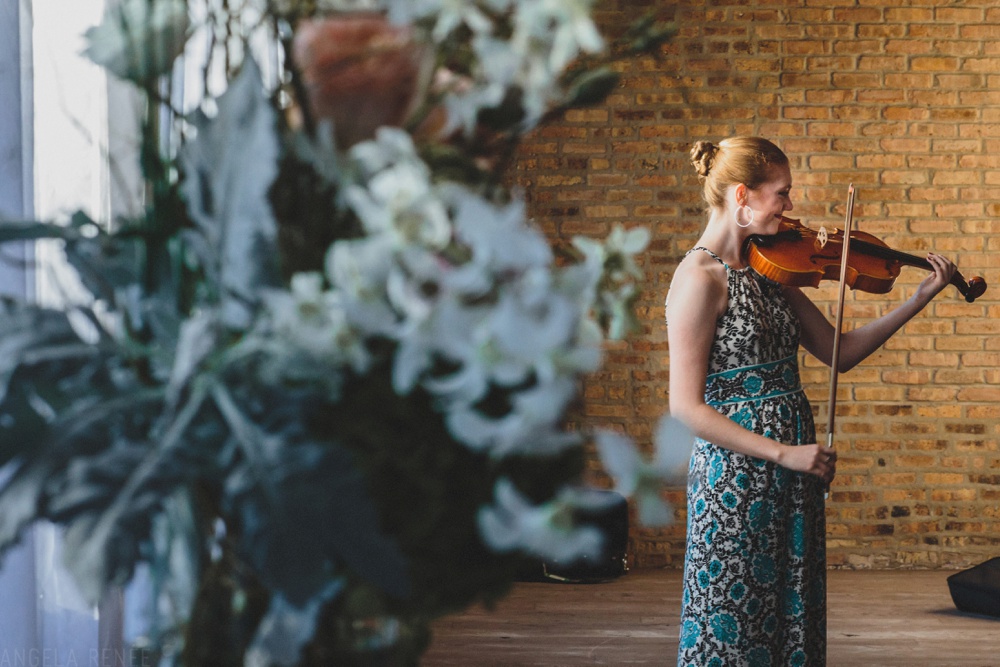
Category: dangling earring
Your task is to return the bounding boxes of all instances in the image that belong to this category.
[735,205,755,228]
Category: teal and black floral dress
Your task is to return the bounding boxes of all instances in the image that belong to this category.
[671,248,827,667]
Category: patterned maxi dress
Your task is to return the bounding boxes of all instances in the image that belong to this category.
[672,248,827,667]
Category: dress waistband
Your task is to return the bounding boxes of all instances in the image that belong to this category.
[705,354,802,406]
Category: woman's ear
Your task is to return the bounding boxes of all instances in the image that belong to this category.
[734,183,748,207]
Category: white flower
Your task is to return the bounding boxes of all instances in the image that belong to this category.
[571,224,650,339]
[83,0,191,83]
[258,273,371,377]
[469,33,561,127]
[340,183,601,410]
[386,253,491,394]
[431,0,607,132]
[595,416,693,527]
[446,377,580,457]
[385,0,501,42]
[385,248,441,324]
[325,236,392,305]
[513,0,604,73]
[478,479,603,562]
[605,224,651,280]
[474,35,522,89]
[554,261,601,327]
[573,224,650,282]
[324,236,400,340]
[398,294,493,400]
[600,282,638,341]
[346,167,451,249]
[489,284,577,383]
[265,273,339,358]
[412,275,599,414]
[443,81,507,137]
[448,187,552,275]
[346,130,452,249]
[349,127,423,176]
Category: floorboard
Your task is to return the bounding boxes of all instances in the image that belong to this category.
[424,569,1000,666]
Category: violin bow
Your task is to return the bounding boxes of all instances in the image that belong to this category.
[826,184,856,491]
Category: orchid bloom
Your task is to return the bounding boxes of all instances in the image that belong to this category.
[478,479,604,563]
[595,416,693,527]
[83,0,191,84]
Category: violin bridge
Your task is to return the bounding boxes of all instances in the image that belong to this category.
[816,226,829,249]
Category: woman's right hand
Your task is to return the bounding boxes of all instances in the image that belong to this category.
[778,444,837,484]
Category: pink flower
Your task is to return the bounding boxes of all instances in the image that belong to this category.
[293,14,431,148]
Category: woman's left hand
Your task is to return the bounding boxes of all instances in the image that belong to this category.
[914,253,957,302]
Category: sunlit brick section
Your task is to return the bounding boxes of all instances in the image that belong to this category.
[513,0,999,571]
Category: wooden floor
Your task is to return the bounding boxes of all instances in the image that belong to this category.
[424,569,1000,666]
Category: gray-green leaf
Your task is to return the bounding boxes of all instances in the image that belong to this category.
[179,57,280,330]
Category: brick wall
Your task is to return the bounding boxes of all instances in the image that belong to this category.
[513,1,1000,570]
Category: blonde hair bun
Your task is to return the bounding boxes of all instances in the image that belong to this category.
[690,141,717,179]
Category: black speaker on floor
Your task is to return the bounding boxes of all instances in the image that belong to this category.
[947,557,1000,618]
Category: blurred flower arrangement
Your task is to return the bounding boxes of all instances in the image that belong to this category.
[0,0,684,665]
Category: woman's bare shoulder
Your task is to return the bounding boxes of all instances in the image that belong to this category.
[666,250,729,322]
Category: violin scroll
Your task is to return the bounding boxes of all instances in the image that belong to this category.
[961,276,988,303]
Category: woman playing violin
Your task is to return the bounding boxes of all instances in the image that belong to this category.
[666,137,957,667]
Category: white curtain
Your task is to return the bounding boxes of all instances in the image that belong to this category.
[0,3,281,663]
[0,1,143,664]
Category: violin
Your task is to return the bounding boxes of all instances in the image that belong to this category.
[742,216,987,303]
